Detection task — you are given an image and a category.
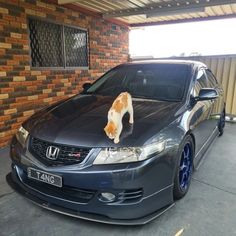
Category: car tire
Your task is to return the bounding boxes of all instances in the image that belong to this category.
[218,109,225,136]
[173,135,194,200]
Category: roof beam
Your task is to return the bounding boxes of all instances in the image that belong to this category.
[146,7,205,18]
[48,0,129,26]
[103,0,236,18]
[58,0,78,4]
[130,13,236,27]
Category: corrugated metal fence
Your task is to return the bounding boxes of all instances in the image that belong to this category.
[132,54,236,116]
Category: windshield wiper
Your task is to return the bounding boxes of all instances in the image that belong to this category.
[132,95,181,102]
[132,95,155,100]
[156,98,181,102]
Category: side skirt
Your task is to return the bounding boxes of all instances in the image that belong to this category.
[193,126,219,170]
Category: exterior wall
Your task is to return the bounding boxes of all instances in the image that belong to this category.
[0,0,129,148]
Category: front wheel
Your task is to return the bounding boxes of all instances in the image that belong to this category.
[173,136,194,200]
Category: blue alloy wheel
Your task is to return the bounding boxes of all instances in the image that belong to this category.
[179,143,192,191]
[173,135,194,200]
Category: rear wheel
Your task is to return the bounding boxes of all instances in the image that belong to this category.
[218,109,225,136]
[173,136,194,200]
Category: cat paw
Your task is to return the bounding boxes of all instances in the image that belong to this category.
[129,119,134,124]
[114,138,119,144]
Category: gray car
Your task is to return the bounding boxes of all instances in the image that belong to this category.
[7,60,225,225]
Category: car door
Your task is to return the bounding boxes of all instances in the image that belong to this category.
[191,68,215,154]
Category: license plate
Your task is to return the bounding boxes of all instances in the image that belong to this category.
[27,167,62,187]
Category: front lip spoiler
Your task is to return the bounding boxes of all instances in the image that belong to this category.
[6,173,175,225]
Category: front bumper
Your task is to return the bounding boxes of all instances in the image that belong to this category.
[7,137,176,225]
[7,171,174,225]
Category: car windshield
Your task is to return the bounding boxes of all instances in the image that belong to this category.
[85,63,191,101]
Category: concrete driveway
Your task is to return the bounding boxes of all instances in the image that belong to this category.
[1,124,236,236]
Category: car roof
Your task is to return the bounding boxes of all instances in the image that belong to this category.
[123,59,207,68]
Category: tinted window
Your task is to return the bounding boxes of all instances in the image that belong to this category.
[206,70,218,88]
[193,69,208,96]
[196,69,208,88]
[86,64,190,101]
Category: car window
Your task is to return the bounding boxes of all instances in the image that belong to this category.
[196,69,209,87]
[86,64,191,101]
[206,69,218,88]
[193,69,209,96]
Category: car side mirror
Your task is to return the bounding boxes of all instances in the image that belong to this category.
[82,82,92,91]
[195,88,219,101]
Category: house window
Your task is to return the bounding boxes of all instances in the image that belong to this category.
[28,18,88,68]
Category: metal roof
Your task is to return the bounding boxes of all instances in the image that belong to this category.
[58,0,236,27]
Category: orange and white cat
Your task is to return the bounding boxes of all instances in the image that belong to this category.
[104,92,134,144]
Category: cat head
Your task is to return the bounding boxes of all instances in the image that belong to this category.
[104,121,117,139]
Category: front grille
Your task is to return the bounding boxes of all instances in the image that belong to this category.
[118,188,143,203]
[29,136,91,166]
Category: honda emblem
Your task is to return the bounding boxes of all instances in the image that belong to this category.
[46,146,60,160]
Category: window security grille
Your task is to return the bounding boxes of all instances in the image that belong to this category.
[28,18,88,68]
[64,26,88,67]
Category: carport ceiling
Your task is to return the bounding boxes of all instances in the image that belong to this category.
[58,0,236,26]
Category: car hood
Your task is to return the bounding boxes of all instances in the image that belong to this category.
[24,95,183,147]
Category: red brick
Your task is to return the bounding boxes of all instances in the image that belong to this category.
[19,81,32,86]
[0,48,5,55]
[0,66,13,71]
[6,38,18,44]
[26,85,37,91]
[11,123,22,130]
[1,87,14,93]
[7,60,19,66]
[15,97,28,103]
[3,15,15,21]
[20,70,31,76]
[13,55,24,61]
[17,117,27,123]
[10,21,21,28]
[0,115,11,122]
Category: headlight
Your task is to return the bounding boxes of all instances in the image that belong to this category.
[93,141,166,165]
[16,126,29,147]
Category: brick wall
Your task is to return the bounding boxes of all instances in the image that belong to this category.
[0,0,129,148]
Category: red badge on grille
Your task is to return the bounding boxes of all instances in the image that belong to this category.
[68,153,81,158]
